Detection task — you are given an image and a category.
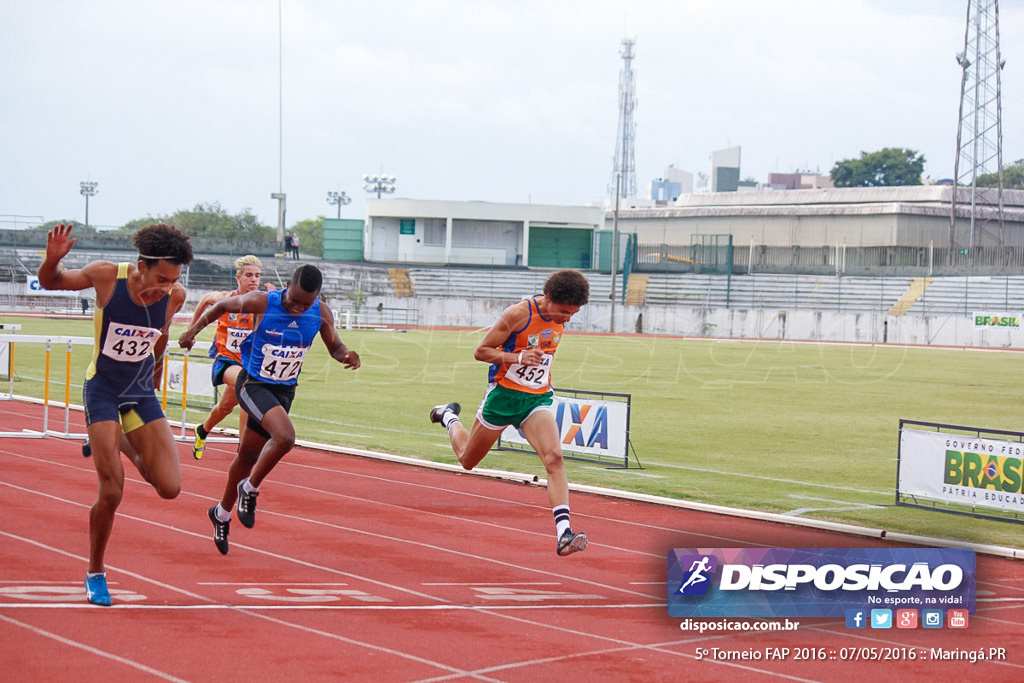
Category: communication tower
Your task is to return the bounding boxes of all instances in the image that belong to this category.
[611,38,638,199]
[950,0,1006,254]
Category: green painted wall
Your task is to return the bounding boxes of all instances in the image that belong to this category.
[323,218,364,261]
[527,227,592,269]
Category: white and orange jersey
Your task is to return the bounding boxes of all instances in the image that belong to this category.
[489,296,564,395]
[210,289,254,363]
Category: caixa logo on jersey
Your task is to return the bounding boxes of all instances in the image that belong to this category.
[667,548,976,618]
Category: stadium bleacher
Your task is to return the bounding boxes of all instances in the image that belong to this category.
[5,243,1024,320]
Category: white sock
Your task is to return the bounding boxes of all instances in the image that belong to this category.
[214,504,231,522]
[553,505,571,537]
[242,478,259,494]
[442,412,460,430]
[86,571,105,579]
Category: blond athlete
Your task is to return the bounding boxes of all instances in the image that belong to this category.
[189,255,275,459]
[429,269,590,556]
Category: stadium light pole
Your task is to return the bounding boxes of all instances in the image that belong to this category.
[79,181,98,229]
[326,190,351,218]
[363,174,396,199]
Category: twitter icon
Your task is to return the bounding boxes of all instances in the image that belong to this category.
[870,609,893,629]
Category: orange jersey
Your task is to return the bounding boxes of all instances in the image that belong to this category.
[210,289,254,363]
[490,296,564,395]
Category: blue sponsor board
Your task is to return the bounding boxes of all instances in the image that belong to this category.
[667,548,975,618]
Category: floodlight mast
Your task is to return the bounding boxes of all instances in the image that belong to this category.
[326,190,351,219]
[363,174,396,199]
[79,181,98,229]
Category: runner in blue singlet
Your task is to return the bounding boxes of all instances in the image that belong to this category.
[178,264,360,555]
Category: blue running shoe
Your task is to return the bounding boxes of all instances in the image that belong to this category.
[85,573,112,606]
[82,439,91,457]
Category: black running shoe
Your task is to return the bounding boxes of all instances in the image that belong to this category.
[82,439,91,457]
[236,480,258,529]
[208,506,230,555]
[429,402,462,424]
[556,529,588,556]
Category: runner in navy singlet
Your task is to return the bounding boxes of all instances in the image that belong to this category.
[37,223,193,605]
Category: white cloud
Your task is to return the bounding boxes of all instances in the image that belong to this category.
[1,0,1020,229]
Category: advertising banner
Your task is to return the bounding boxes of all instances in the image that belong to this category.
[667,547,976,619]
[972,312,1021,328]
[499,388,629,465]
[899,427,1024,514]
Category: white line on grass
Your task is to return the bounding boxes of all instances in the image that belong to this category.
[785,494,886,516]
[642,460,888,497]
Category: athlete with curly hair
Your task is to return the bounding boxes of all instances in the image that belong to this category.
[38,222,193,605]
[428,269,592,556]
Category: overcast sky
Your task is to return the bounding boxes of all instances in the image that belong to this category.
[2,0,1021,231]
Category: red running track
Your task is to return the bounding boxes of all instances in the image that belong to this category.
[1,399,1023,682]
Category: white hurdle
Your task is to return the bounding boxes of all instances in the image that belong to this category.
[0,333,93,439]
[0,333,237,448]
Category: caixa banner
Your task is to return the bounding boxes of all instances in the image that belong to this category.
[667,548,975,618]
[498,387,631,467]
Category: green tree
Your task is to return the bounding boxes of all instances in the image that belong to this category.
[291,216,324,258]
[31,220,95,234]
[830,148,926,187]
[122,203,275,241]
[976,159,1024,189]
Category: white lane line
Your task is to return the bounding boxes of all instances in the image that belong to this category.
[0,602,662,611]
[0,481,453,604]
[1,477,663,602]
[273,461,780,554]
[0,613,190,683]
[0,529,497,682]
[411,614,823,683]
[268,507,662,600]
[422,582,561,586]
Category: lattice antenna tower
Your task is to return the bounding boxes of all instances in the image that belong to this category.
[950,0,1006,253]
[610,38,638,199]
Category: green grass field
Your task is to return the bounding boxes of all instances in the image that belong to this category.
[4,314,1023,551]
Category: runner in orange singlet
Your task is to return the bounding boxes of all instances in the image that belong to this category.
[188,255,273,459]
[429,269,591,556]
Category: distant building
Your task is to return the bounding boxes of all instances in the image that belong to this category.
[768,172,835,190]
[362,198,603,269]
[708,146,741,192]
[649,165,693,204]
[613,186,1024,248]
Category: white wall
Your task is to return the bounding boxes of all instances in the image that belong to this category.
[353,292,1023,348]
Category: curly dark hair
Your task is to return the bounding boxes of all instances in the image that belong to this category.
[134,224,194,266]
[543,269,589,306]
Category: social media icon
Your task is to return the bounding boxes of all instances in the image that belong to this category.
[922,609,944,629]
[870,609,892,629]
[896,609,918,629]
[845,609,866,629]
[948,609,969,629]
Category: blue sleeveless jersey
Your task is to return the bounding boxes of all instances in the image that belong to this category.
[240,289,321,385]
[86,263,167,394]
